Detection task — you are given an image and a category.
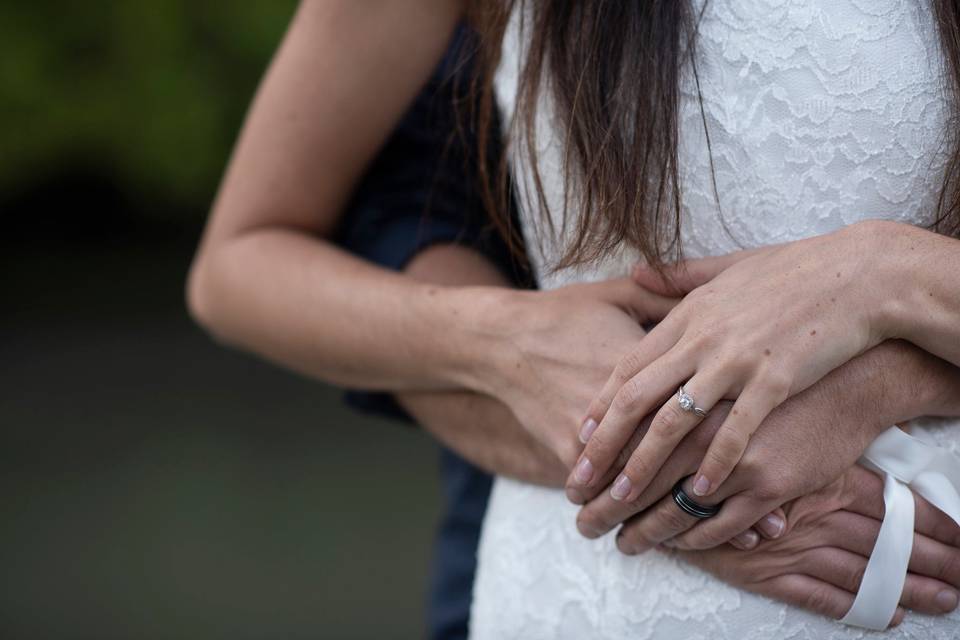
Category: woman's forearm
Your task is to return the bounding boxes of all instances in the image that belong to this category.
[188,2,477,392]
[188,228,507,393]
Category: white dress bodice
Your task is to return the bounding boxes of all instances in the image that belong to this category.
[471,1,960,638]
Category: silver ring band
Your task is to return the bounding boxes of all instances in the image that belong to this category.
[677,385,709,418]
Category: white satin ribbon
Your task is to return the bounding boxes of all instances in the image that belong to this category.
[839,426,960,630]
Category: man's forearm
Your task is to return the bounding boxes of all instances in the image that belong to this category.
[834,339,960,430]
[397,390,566,486]
[395,243,567,486]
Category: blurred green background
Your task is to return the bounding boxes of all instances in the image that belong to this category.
[2,3,442,638]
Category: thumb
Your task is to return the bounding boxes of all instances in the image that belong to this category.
[632,246,775,296]
[601,276,680,323]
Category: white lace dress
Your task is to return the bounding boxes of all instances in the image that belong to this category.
[470,1,960,638]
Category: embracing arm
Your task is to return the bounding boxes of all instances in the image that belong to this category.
[187,1,508,393]
[186,0,676,455]
[392,244,960,622]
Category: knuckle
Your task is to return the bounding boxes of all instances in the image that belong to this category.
[615,532,638,555]
[689,526,727,550]
[654,504,692,533]
[732,451,764,480]
[625,454,654,486]
[626,493,651,513]
[719,350,753,375]
[612,378,644,415]
[804,586,841,619]
[651,404,684,436]
[575,511,605,539]
[931,516,960,549]
[760,370,793,401]
[688,325,720,350]
[584,429,616,464]
[625,526,658,550]
[614,351,646,382]
[934,549,960,584]
[751,477,789,503]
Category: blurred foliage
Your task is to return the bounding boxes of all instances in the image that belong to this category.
[0,2,298,216]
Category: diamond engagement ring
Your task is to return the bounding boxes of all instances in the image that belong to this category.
[677,385,709,418]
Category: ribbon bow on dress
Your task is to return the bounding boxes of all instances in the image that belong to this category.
[840,426,960,630]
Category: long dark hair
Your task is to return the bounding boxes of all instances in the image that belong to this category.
[468,1,960,272]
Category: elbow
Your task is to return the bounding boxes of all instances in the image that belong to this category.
[185,250,224,340]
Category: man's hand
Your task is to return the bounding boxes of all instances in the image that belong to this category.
[478,278,677,468]
[669,466,960,625]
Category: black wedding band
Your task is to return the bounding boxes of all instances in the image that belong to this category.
[672,476,721,519]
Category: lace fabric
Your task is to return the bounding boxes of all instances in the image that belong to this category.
[473,1,960,637]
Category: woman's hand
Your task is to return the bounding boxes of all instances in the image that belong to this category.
[475,278,677,468]
[568,222,891,503]
[572,337,955,551]
[668,465,960,625]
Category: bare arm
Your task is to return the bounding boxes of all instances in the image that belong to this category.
[187,1,503,393]
[394,242,960,490]
[185,2,675,467]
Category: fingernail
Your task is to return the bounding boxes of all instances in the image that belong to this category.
[733,530,759,549]
[692,475,711,496]
[610,474,632,501]
[579,418,598,444]
[760,514,785,538]
[574,457,594,484]
[936,589,959,612]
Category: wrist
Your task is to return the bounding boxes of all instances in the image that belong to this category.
[429,284,524,397]
[848,340,942,427]
[814,340,917,443]
[849,219,921,344]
